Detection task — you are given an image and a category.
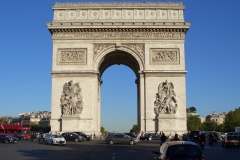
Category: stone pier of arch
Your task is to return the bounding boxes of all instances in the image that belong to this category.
[47,2,190,135]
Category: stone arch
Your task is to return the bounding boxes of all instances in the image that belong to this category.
[93,45,144,76]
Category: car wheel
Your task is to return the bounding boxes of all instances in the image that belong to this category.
[109,140,114,145]
[75,139,79,142]
[5,140,9,144]
[129,141,135,145]
[46,141,48,145]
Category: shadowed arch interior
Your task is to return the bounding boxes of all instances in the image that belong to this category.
[98,51,140,78]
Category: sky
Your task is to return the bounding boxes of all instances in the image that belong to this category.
[0,0,240,132]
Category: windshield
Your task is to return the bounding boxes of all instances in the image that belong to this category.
[52,135,63,138]
[167,145,201,157]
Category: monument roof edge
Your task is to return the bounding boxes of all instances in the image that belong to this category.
[52,2,185,9]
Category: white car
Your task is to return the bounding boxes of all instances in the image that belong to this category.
[45,134,66,145]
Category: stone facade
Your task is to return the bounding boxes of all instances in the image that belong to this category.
[47,2,190,135]
[206,112,227,125]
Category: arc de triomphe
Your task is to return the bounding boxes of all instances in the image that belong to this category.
[47,2,190,135]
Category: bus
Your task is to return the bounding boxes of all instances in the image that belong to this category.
[0,117,31,139]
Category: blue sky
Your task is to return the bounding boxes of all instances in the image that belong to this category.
[1,0,240,132]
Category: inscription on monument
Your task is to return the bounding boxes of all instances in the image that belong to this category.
[60,80,83,116]
[150,48,179,64]
[58,48,87,64]
[154,80,178,115]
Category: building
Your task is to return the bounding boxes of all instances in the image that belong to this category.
[206,111,227,125]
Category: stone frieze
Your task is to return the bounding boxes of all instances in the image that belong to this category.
[58,48,87,64]
[52,29,185,40]
[150,48,179,64]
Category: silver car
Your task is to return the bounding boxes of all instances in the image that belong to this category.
[106,133,138,145]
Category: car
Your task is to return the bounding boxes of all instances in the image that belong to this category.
[12,134,27,140]
[0,134,18,143]
[189,130,205,142]
[73,132,92,141]
[141,133,154,140]
[45,134,66,145]
[152,141,206,160]
[61,132,83,142]
[106,133,138,145]
[222,135,240,148]
[151,133,161,140]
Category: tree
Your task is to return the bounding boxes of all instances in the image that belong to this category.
[130,125,138,133]
[30,122,39,131]
[224,108,240,132]
[201,120,218,131]
[0,118,9,124]
[100,126,106,135]
[187,115,201,131]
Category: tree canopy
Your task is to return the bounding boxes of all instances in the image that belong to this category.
[130,125,138,133]
[187,115,201,131]
[224,107,240,132]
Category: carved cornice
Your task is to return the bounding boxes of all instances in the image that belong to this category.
[54,2,183,8]
[50,28,187,40]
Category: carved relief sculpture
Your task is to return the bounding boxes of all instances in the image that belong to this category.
[93,44,115,59]
[150,48,179,64]
[154,80,177,115]
[60,80,83,116]
[58,49,87,64]
[122,43,145,60]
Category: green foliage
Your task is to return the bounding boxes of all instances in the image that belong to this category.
[187,106,197,113]
[100,126,106,135]
[201,121,218,131]
[187,115,201,131]
[0,118,9,124]
[216,124,225,132]
[130,125,138,133]
[30,122,50,133]
[224,108,240,132]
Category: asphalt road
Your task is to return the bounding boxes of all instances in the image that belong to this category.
[0,139,239,160]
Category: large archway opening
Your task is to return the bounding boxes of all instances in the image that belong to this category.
[99,51,140,133]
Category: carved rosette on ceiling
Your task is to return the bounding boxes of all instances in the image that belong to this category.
[150,48,179,64]
[93,44,115,59]
[60,80,83,116]
[58,48,87,65]
[122,43,145,61]
[52,29,186,40]
[154,80,177,115]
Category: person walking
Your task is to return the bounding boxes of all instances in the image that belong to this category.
[160,133,167,146]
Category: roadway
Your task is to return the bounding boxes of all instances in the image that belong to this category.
[0,139,239,160]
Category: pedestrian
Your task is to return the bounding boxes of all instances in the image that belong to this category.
[160,133,167,146]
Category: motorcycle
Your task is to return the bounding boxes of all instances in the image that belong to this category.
[200,141,205,149]
[208,137,214,145]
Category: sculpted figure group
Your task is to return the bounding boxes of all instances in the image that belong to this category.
[154,80,178,115]
[60,80,83,116]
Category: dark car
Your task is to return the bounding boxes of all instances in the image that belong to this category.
[106,133,138,145]
[222,135,240,148]
[61,132,83,142]
[141,133,154,140]
[0,134,18,143]
[189,131,205,142]
[152,141,205,160]
[74,132,92,141]
[12,134,27,140]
